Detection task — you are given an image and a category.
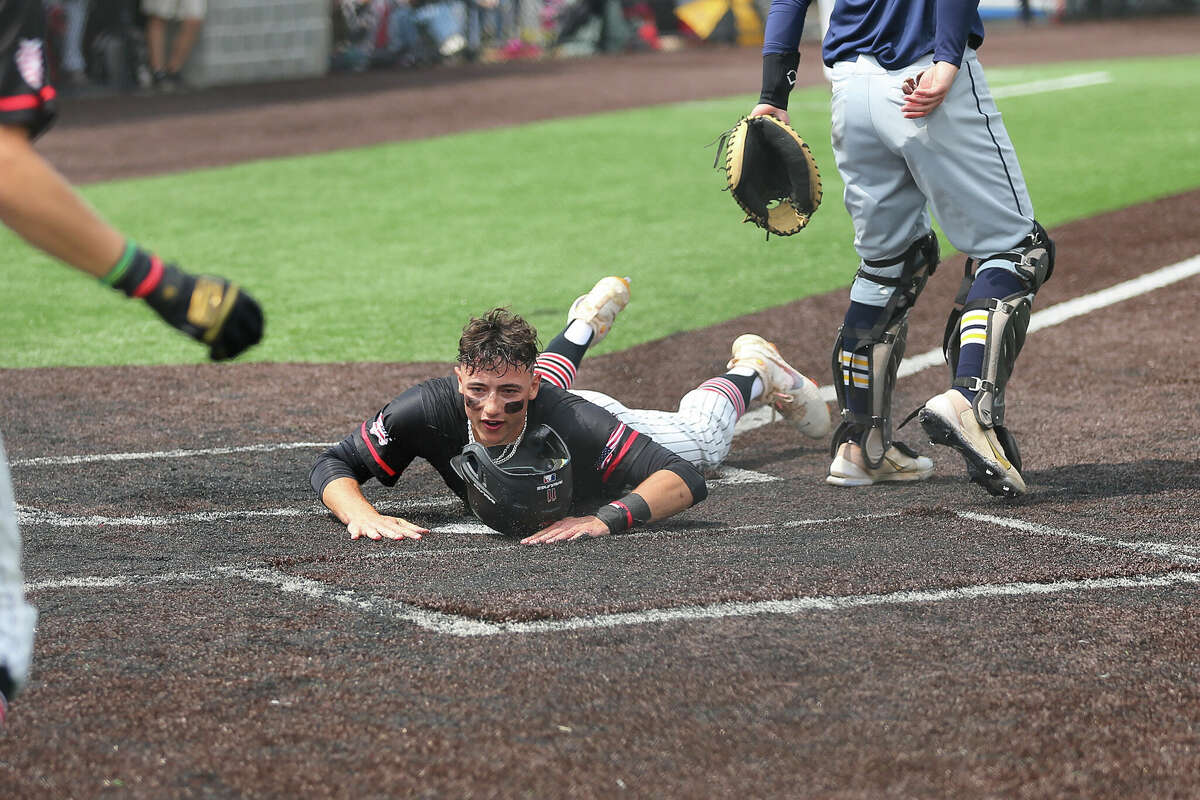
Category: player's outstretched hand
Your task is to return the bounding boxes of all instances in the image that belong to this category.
[749,103,790,125]
[347,512,429,541]
[143,265,264,361]
[521,516,610,545]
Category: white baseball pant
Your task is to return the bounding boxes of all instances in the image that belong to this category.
[0,432,36,695]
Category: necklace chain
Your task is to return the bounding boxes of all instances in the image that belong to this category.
[467,414,528,465]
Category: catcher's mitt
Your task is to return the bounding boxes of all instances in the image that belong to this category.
[715,115,822,237]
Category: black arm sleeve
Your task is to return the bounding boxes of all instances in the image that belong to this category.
[759,51,801,110]
[310,436,372,501]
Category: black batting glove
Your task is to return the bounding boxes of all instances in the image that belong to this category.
[103,244,265,361]
[142,265,264,361]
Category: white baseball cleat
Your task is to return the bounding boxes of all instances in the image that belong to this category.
[727,334,831,438]
[826,441,933,486]
[918,388,1025,497]
[568,276,631,346]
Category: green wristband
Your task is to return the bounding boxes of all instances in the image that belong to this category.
[99,241,138,287]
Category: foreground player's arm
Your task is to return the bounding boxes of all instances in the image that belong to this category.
[750,0,811,124]
[0,124,263,360]
[520,466,701,544]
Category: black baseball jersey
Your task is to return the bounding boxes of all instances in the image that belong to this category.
[0,0,57,139]
[311,376,706,513]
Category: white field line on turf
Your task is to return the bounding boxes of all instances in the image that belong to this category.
[990,71,1111,99]
[26,565,1200,636]
[957,511,1200,565]
[736,254,1200,434]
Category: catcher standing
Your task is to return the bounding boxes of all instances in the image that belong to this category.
[0,0,263,728]
[751,0,1055,497]
[310,277,831,544]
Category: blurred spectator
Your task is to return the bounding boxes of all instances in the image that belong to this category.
[552,0,667,54]
[388,0,467,63]
[44,0,93,87]
[142,0,204,90]
[465,0,511,59]
[332,0,473,71]
[331,0,388,70]
[82,0,152,90]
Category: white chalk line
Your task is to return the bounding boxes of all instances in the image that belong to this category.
[25,563,1200,637]
[957,511,1200,565]
[10,441,332,468]
[13,464,775,530]
[13,496,462,529]
[358,511,904,557]
[990,71,1111,99]
[736,253,1200,434]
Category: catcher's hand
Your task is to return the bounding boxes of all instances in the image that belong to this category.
[715,114,822,237]
[144,265,265,360]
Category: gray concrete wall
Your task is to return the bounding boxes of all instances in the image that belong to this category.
[182,0,331,87]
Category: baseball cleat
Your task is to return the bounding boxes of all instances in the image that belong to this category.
[918,389,1026,497]
[727,334,831,438]
[568,276,631,346]
[826,441,933,486]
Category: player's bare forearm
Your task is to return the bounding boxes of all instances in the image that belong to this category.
[633,469,697,522]
[0,124,126,275]
[321,477,428,541]
[521,469,696,545]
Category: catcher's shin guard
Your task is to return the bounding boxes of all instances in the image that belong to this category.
[830,232,939,468]
[942,222,1055,446]
[831,316,908,468]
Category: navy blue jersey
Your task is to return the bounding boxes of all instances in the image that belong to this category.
[763,0,985,69]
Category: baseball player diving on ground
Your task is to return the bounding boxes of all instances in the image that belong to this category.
[311,277,831,545]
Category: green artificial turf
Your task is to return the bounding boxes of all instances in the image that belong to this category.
[2,54,1198,367]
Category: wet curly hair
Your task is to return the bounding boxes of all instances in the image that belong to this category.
[457,308,541,374]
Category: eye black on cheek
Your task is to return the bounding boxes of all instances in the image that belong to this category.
[464,395,483,410]
[503,400,525,414]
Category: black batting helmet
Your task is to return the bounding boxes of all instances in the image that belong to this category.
[450,424,573,536]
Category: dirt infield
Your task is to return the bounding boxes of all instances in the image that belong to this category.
[3,16,1200,799]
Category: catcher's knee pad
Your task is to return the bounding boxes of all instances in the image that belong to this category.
[943,221,1055,431]
[831,233,937,468]
[850,231,940,321]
